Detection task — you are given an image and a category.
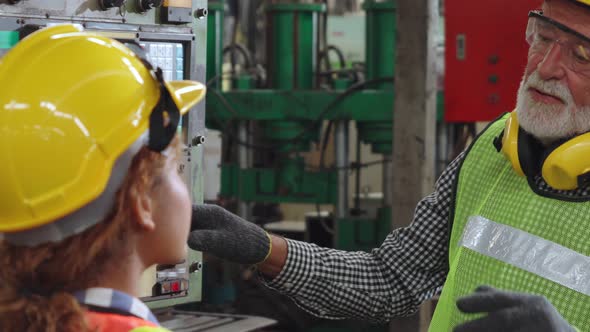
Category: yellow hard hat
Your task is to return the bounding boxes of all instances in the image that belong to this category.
[571,0,590,7]
[0,24,206,233]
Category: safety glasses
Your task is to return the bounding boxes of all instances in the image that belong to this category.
[526,10,590,77]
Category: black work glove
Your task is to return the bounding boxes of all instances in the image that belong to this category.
[454,286,575,332]
[188,204,272,265]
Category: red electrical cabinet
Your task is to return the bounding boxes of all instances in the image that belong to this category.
[445,0,542,122]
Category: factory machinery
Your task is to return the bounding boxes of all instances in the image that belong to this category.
[205,0,446,252]
[203,0,543,252]
[203,3,439,330]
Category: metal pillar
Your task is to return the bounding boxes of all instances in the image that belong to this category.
[206,1,225,89]
[382,155,393,206]
[364,0,396,89]
[335,120,349,220]
[266,3,324,90]
[238,122,251,219]
[390,0,439,330]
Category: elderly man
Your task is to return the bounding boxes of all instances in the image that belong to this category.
[189,0,590,330]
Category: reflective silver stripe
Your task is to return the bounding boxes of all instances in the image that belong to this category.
[460,216,590,296]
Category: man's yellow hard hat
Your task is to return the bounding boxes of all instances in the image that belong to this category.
[0,25,206,233]
[572,0,590,6]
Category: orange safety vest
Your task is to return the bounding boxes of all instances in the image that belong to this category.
[85,311,168,332]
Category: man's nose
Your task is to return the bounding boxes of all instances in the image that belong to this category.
[537,43,567,81]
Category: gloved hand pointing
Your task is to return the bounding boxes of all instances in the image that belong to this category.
[454,286,576,332]
[188,204,272,265]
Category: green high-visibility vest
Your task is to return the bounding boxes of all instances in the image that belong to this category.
[429,114,590,331]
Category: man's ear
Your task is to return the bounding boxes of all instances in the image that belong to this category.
[131,193,156,232]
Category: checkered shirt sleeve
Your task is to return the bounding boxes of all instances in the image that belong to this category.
[263,152,465,323]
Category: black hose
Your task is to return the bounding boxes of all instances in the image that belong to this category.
[326,45,346,69]
[230,1,239,74]
[223,44,254,69]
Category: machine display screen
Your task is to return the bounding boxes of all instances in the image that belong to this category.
[0,31,18,59]
[141,41,185,81]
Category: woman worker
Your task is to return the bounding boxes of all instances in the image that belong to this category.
[0,24,205,331]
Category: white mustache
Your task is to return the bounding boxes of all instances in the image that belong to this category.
[516,69,590,142]
[524,71,574,105]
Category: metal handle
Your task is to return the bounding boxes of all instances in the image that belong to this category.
[189,261,203,273]
[456,34,466,61]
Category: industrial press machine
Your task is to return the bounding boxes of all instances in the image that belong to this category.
[205,0,445,251]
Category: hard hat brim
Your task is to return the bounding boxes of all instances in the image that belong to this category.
[167,80,207,115]
[567,0,590,8]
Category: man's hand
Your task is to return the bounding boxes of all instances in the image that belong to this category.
[454,286,575,332]
[188,204,272,265]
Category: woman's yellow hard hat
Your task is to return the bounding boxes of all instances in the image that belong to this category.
[0,24,205,233]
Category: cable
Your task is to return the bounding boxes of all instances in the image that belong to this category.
[317,68,363,76]
[319,120,333,170]
[207,90,276,151]
[311,76,394,132]
[223,44,254,69]
[326,45,346,69]
[318,45,351,84]
[208,87,240,118]
[318,208,335,236]
[230,1,240,75]
[353,159,391,168]
[333,159,393,171]
[304,159,390,171]
[293,76,395,148]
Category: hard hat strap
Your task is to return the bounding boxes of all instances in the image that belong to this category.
[148,67,180,152]
[124,42,181,152]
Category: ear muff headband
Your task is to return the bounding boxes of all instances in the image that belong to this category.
[501,112,525,176]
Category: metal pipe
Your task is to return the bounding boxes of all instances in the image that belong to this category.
[238,121,250,219]
[353,132,362,215]
[382,154,393,207]
[335,120,349,219]
[436,121,448,178]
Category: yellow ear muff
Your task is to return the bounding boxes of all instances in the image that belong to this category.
[500,112,590,190]
[501,112,525,177]
[543,132,590,190]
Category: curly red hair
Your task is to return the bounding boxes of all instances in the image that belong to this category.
[0,138,180,332]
